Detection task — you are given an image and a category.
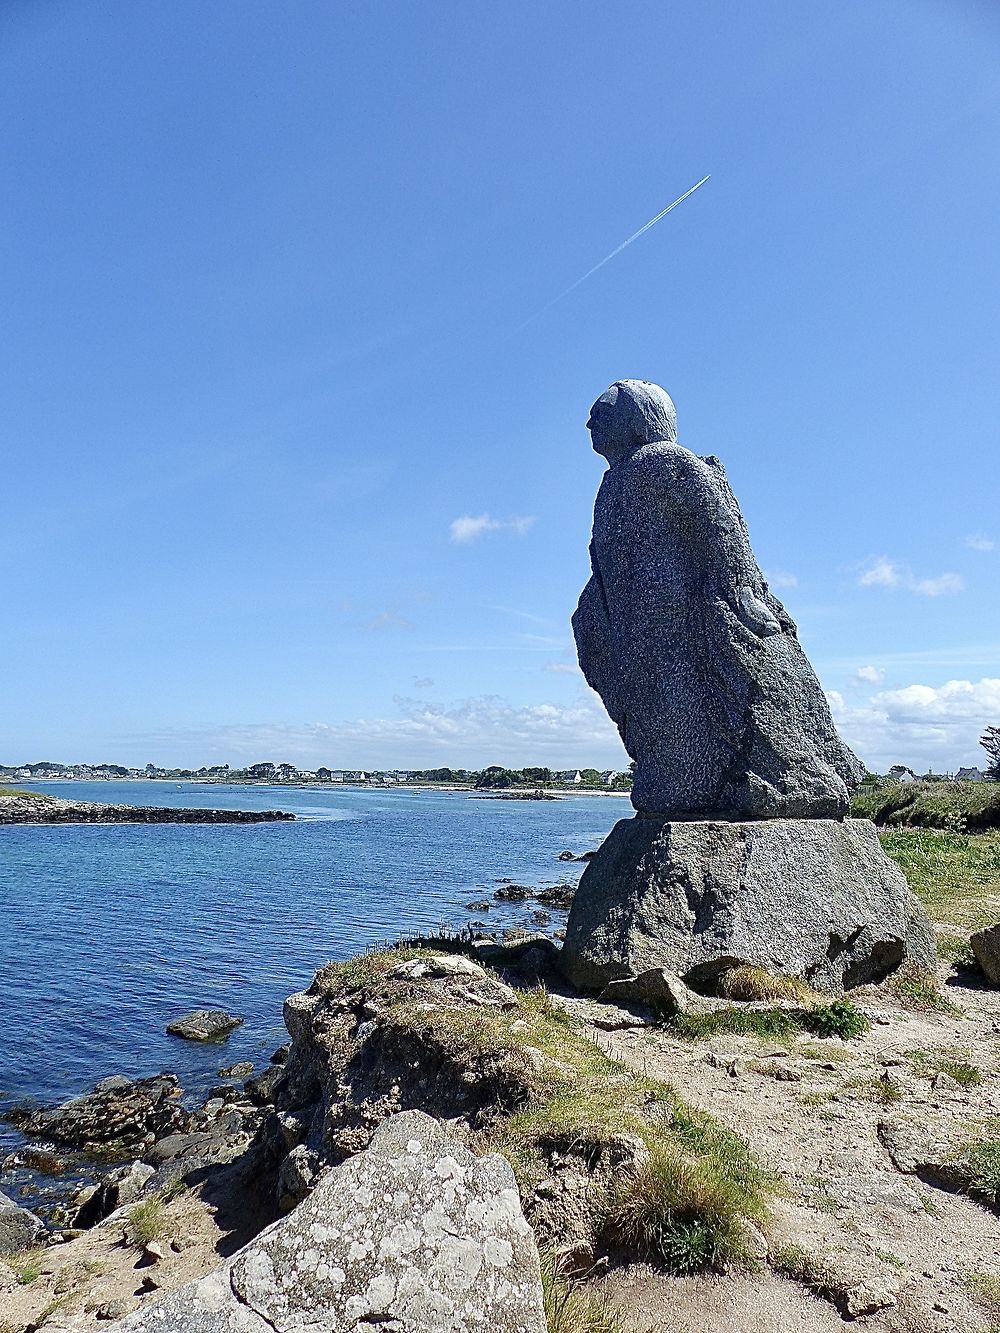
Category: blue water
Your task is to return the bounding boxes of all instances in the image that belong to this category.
[0,782,624,1131]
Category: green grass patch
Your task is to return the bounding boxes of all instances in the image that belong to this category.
[906,1049,981,1086]
[957,1136,1000,1209]
[0,787,53,800]
[853,780,1000,831]
[7,1249,43,1283]
[666,998,868,1044]
[879,828,1000,929]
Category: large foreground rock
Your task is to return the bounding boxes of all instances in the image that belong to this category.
[120,1110,546,1333]
[561,816,936,993]
[0,1189,45,1253]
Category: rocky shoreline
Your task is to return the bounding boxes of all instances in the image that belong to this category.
[0,795,294,825]
[4,928,1000,1331]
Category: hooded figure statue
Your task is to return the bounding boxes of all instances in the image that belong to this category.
[573,379,863,819]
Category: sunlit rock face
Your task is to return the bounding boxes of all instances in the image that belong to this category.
[573,379,864,819]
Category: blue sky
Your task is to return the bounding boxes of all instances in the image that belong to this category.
[2,0,998,773]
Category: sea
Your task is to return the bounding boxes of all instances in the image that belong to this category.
[0,780,625,1204]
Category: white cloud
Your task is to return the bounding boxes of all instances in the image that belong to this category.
[413,677,434,688]
[855,665,885,685]
[129,692,627,770]
[764,570,798,589]
[857,557,963,597]
[449,513,535,544]
[858,557,901,589]
[544,662,582,675]
[966,534,995,553]
[828,677,1000,772]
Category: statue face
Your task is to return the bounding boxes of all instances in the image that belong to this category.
[587,390,620,457]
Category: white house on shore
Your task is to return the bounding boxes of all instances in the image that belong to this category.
[557,770,582,785]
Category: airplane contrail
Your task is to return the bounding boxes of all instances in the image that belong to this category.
[517,174,711,331]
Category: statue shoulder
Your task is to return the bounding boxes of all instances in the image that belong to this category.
[618,442,723,502]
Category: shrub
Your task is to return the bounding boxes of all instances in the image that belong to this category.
[959,1137,1000,1209]
[801,999,869,1040]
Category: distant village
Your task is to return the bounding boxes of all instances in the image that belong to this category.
[1,760,995,788]
[0,760,632,790]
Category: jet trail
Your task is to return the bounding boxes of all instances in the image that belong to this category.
[517,175,710,331]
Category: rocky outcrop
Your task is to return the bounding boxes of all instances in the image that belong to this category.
[0,795,293,824]
[5,1074,192,1152]
[561,816,937,993]
[0,1189,45,1253]
[166,1010,244,1042]
[119,1110,546,1333]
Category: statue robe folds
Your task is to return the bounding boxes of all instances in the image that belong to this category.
[573,441,864,819]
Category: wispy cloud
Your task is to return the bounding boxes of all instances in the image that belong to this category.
[764,570,798,590]
[912,573,964,597]
[857,556,963,597]
[828,676,1000,772]
[413,677,435,689]
[365,610,415,631]
[127,692,627,770]
[450,514,535,544]
[966,533,996,553]
[544,662,582,675]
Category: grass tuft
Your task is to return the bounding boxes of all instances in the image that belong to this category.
[0,787,53,800]
[772,1242,836,1298]
[958,1137,1000,1209]
[540,1253,624,1333]
[666,1007,799,1042]
[716,966,818,1004]
[124,1197,172,1248]
[882,964,960,1014]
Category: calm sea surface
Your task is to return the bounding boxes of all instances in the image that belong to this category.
[0,782,624,1144]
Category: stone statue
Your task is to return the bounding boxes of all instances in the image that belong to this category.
[562,379,935,994]
[573,379,864,819]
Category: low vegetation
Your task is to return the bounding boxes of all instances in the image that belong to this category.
[852,779,1000,831]
[880,963,960,1012]
[321,948,774,1276]
[666,998,869,1044]
[0,787,52,801]
[880,827,1000,929]
[716,965,818,1004]
[905,1049,982,1086]
[124,1196,172,1248]
[957,1134,1000,1210]
[540,1253,624,1333]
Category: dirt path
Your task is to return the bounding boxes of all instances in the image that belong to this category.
[576,970,1000,1332]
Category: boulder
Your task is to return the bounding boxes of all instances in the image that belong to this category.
[166,1010,243,1042]
[0,1189,45,1254]
[119,1110,546,1333]
[598,968,722,1015]
[6,1074,190,1151]
[562,816,936,993]
[970,923,1000,985]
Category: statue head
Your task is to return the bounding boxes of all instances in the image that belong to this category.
[587,379,677,462]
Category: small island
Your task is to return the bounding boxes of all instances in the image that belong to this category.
[0,790,294,825]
